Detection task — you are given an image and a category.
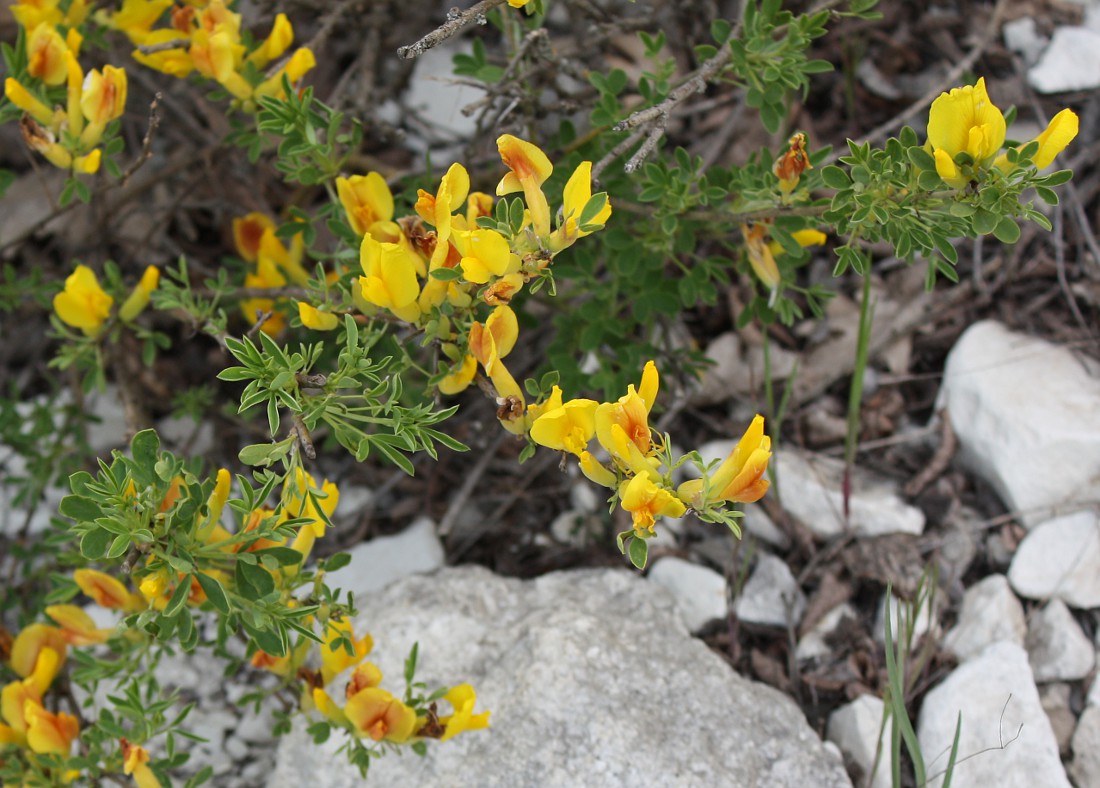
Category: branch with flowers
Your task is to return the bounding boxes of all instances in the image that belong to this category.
[0,0,1084,785]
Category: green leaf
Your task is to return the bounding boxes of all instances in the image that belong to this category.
[1034,186,1058,206]
[106,534,131,560]
[973,208,998,235]
[238,560,276,597]
[195,572,230,614]
[906,146,936,170]
[324,552,352,572]
[578,193,609,226]
[820,165,849,189]
[163,577,192,618]
[993,217,1021,244]
[253,546,306,566]
[130,429,160,485]
[627,537,648,570]
[60,495,103,522]
[429,267,462,281]
[1040,169,1072,186]
[79,527,112,559]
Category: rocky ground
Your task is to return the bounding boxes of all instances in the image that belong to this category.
[3,0,1100,786]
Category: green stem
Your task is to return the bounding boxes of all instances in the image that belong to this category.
[843,264,874,521]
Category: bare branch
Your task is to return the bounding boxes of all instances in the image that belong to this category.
[397,0,507,60]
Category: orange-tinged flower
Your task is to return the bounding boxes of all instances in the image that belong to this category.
[121,738,160,788]
[297,302,340,331]
[677,414,771,507]
[53,264,113,337]
[2,679,36,741]
[927,77,1005,187]
[310,687,349,726]
[320,617,372,685]
[772,132,812,194]
[530,387,598,456]
[496,134,553,237]
[9,624,67,679]
[74,569,142,611]
[26,23,68,86]
[337,173,395,237]
[345,662,383,698]
[12,0,63,30]
[595,361,659,463]
[80,65,128,128]
[741,223,780,290]
[118,265,160,323]
[344,687,417,743]
[24,699,79,755]
[233,212,274,263]
[259,227,309,286]
[45,605,110,646]
[466,191,494,225]
[620,474,685,536]
[22,646,62,697]
[438,683,490,741]
[468,307,525,432]
[242,255,287,335]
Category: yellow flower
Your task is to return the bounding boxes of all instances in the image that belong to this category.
[456,228,519,284]
[22,646,63,697]
[233,212,275,262]
[74,568,142,611]
[416,163,471,271]
[438,683,490,741]
[247,13,293,69]
[130,28,193,76]
[118,266,160,323]
[297,302,340,331]
[677,414,771,508]
[496,135,553,237]
[255,47,316,100]
[320,617,373,685]
[26,23,69,86]
[469,305,526,432]
[53,265,113,337]
[337,173,395,237]
[549,160,610,252]
[358,235,422,323]
[344,687,418,743]
[594,361,659,465]
[466,191,494,224]
[101,0,173,43]
[741,223,780,290]
[530,386,598,456]
[5,76,57,126]
[258,226,309,286]
[438,354,477,395]
[578,450,617,488]
[242,254,287,335]
[619,474,685,536]
[45,605,111,646]
[80,65,128,128]
[121,738,160,788]
[927,77,1006,187]
[24,699,79,755]
[995,107,1079,171]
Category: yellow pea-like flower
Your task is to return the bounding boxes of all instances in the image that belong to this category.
[53,265,114,337]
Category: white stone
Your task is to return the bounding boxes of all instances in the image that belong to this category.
[735,554,806,628]
[1029,27,1100,93]
[270,567,850,787]
[1070,705,1100,788]
[826,694,893,788]
[874,592,937,645]
[772,449,925,539]
[648,556,727,631]
[224,735,249,761]
[322,516,444,598]
[943,574,1026,661]
[939,321,1100,527]
[1026,599,1095,682]
[1003,17,1048,65]
[332,484,373,522]
[154,415,215,456]
[691,332,742,406]
[1038,682,1076,757]
[549,509,587,546]
[917,642,1069,787]
[1008,511,1100,607]
[797,603,858,661]
[740,503,790,548]
[86,386,130,455]
[569,480,601,514]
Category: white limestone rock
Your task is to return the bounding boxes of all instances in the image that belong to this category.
[1038,682,1076,757]
[86,386,130,455]
[154,415,215,457]
[690,331,797,405]
[1026,599,1095,682]
[1070,705,1100,788]
[270,567,851,787]
[1003,17,1048,65]
[826,694,893,788]
[1029,27,1100,93]
[322,516,444,598]
[942,574,1026,661]
[771,449,924,539]
[797,603,859,662]
[937,321,1100,528]
[648,556,727,631]
[1008,511,1100,608]
[917,642,1069,787]
[735,554,806,628]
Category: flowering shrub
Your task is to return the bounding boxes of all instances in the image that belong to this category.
[0,0,1079,784]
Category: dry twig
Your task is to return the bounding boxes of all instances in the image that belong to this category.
[397,0,507,60]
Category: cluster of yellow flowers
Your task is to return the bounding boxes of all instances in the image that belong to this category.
[5,0,125,173]
[52,264,159,338]
[926,77,1078,188]
[528,361,772,540]
[100,0,315,108]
